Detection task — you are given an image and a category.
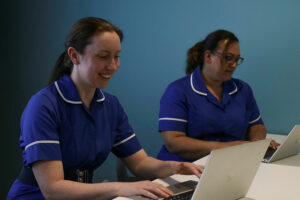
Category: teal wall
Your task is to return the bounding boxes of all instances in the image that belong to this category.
[2,0,300,198]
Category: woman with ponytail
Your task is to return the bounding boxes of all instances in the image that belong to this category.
[7,17,204,200]
[157,30,279,162]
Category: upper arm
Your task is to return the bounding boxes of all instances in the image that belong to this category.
[161,131,187,151]
[159,83,188,133]
[111,96,142,158]
[245,83,263,126]
[247,124,266,141]
[21,94,62,167]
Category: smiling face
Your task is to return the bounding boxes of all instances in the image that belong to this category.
[203,40,240,83]
[70,31,121,89]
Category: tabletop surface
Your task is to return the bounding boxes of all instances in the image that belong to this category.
[115,134,300,200]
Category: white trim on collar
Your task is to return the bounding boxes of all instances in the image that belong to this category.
[190,73,238,96]
[55,81,105,104]
[96,89,105,102]
[190,73,207,96]
[55,81,82,104]
[228,81,238,95]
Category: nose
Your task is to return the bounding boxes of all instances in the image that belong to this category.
[107,57,119,70]
[231,61,238,68]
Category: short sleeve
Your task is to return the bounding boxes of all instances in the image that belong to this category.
[20,93,62,167]
[245,84,264,126]
[159,83,188,132]
[111,97,142,158]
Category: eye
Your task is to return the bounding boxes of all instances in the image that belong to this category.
[224,55,234,62]
[98,55,108,59]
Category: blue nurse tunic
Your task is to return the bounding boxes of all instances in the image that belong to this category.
[157,66,264,162]
[7,75,142,199]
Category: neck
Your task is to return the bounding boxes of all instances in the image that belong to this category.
[71,71,96,109]
[200,70,223,89]
[200,69,223,103]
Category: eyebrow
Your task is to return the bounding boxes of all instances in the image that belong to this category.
[99,49,121,53]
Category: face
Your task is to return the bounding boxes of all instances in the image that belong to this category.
[72,31,121,89]
[203,40,241,82]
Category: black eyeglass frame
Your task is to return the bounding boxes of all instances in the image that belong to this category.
[213,51,244,66]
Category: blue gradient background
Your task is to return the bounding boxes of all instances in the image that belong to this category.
[1,0,299,198]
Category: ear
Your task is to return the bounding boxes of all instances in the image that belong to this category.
[68,47,80,65]
[204,50,213,64]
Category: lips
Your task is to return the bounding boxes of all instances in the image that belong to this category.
[99,74,112,79]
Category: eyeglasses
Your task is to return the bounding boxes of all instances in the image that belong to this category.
[213,51,244,66]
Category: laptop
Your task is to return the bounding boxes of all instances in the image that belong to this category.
[263,124,300,163]
[131,139,270,200]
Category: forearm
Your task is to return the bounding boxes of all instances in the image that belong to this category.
[162,131,247,160]
[33,161,125,200]
[42,180,123,200]
[166,136,224,160]
[130,156,178,179]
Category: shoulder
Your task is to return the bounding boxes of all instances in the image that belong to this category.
[164,75,190,95]
[232,78,252,91]
[101,91,125,114]
[27,84,58,109]
[232,78,255,97]
[21,84,59,124]
[102,91,120,105]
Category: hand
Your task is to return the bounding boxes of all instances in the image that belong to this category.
[269,140,280,149]
[170,162,204,178]
[117,180,173,199]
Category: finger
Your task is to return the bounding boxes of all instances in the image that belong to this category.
[198,165,205,172]
[140,189,158,199]
[191,166,202,178]
[180,163,202,177]
[145,184,172,198]
[156,185,173,197]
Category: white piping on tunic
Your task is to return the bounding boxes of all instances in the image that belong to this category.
[249,115,261,124]
[96,89,105,102]
[55,81,82,104]
[190,73,207,96]
[55,81,105,104]
[159,117,188,123]
[190,73,238,96]
[228,81,238,95]
[25,140,60,151]
[113,133,136,147]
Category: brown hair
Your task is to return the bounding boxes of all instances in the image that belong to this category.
[185,29,239,74]
[48,17,123,84]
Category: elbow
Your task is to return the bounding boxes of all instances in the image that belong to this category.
[165,142,181,155]
[39,184,63,200]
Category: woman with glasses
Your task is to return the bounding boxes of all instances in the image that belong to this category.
[157,29,278,162]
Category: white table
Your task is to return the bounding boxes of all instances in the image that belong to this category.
[115,134,300,200]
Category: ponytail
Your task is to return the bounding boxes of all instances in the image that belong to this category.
[185,41,204,74]
[48,51,73,85]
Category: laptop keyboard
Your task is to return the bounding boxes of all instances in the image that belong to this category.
[165,191,194,200]
[264,147,276,159]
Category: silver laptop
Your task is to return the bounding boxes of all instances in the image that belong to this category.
[131,139,270,200]
[263,125,300,163]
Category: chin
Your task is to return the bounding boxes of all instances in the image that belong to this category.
[95,81,109,89]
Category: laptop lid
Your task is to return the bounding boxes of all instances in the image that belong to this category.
[191,139,270,200]
[130,139,270,200]
[266,125,300,163]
